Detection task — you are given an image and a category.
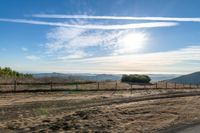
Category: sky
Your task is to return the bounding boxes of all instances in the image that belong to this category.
[0,0,200,74]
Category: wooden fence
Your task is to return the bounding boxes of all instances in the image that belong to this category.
[0,81,199,93]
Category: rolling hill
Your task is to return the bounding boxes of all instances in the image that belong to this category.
[33,73,121,81]
[168,72,200,84]
[33,73,179,82]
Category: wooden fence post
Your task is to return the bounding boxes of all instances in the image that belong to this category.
[97,82,99,89]
[131,84,133,94]
[175,83,176,89]
[115,81,117,90]
[14,80,17,92]
[156,82,158,89]
[76,83,78,90]
[165,82,168,89]
[50,81,53,90]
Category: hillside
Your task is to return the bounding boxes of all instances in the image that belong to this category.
[0,67,32,78]
[33,73,121,81]
[149,74,179,82]
[168,72,200,84]
[33,73,179,82]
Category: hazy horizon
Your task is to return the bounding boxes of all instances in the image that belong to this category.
[19,70,183,76]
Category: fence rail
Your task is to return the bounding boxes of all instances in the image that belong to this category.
[0,81,95,85]
[0,81,199,93]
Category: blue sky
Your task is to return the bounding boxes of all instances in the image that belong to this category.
[0,0,200,74]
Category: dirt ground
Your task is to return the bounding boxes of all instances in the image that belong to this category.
[1,89,200,133]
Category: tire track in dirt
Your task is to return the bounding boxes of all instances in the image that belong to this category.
[6,91,200,133]
[1,91,200,122]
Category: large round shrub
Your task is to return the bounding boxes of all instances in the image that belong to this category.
[121,74,151,83]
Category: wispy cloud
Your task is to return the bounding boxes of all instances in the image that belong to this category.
[1,15,199,74]
[44,27,149,59]
[21,47,28,52]
[0,18,178,30]
[43,26,200,74]
[39,45,200,74]
[33,14,200,22]
[74,45,200,73]
[26,55,40,61]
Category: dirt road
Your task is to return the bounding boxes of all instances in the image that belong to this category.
[175,124,200,133]
[1,89,200,132]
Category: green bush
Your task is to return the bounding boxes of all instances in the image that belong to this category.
[0,67,32,78]
[121,74,151,83]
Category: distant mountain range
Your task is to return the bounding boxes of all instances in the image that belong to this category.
[33,72,179,82]
[33,72,200,84]
[168,71,200,84]
[33,73,121,81]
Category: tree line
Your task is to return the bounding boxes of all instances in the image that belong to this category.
[121,74,151,83]
[0,67,32,78]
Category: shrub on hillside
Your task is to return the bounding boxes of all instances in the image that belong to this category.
[121,74,151,83]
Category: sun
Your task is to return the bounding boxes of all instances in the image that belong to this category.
[117,31,147,54]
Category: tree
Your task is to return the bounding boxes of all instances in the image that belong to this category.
[121,74,151,83]
[0,67,33,78]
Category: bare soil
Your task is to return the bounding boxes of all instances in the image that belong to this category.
[1,89,200,133]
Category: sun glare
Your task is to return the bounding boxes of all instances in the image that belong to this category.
[117,31,147,54]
